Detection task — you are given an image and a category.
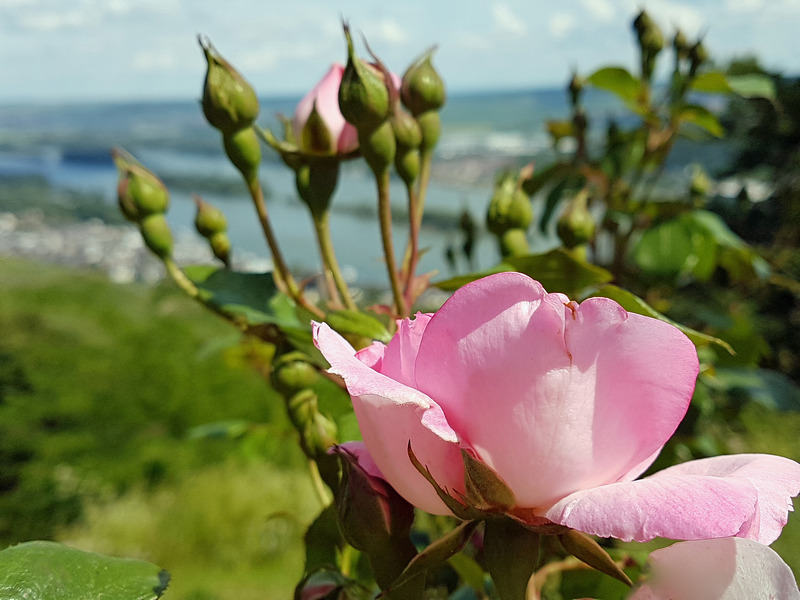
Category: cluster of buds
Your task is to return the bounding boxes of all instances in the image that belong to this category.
[200,37,262,186]
[632,10,664,81]
[193,195,232,267]
[556,188,595,249]
[112,148,173,259]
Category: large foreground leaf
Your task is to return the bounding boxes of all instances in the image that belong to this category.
[0,541,168,600]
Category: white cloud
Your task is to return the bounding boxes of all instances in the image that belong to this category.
[492,3,527,37]
[18,10,92,31]
[724,0,765,11]
[549,12,576,38]
[579,0,615,22]
[374,18,408,44]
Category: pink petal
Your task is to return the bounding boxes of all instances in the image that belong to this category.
[313,322,463,514]
[546,454,800,543]
[378,313,433,387]
[629,538,800,600]
[649,454,800,544]
[292,63,356,155]
[335,441,384,480]
[545,472,759,542]
[413,272,697,508]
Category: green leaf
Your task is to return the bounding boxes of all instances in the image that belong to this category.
[188,419,252,440]
[727,74,776,99]
[447,553,486,595]
[559,530,631,587]
[586,67,642,103]
[0,541,168,600]
[590,284,734,354]
[325,310,392,344]
[539,176,569,234]
[546,119,573,141]
[690,71,732,94]
[521,162,572,198]
[678,105,724,137]
[434,266,509,292]
[504,248,614,298]
[632,215,717,280]
[184,265,296,327]
[712,368,800,411]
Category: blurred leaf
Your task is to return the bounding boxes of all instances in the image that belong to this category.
[546,120,574,142]
[435,266,509,292]
[591,285,734,354]
[539,177,570,234]
[712,368,800,411]
[587,67,642,103]
[679,105,724,137]
[633,215,717,280]
[521,162,572,198]
[0,541,168,600]
[325,310,392,344]
[690,71,732,94]
[447,553,485,595]
[545,559,634,600]
[727,74,776,99]
[505,248,614,298]
[303,505,342,576]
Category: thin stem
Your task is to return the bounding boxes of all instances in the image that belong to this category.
[163,257,246,328]
[376,170,407,318]
[247,178,325,320]
[415,147,434,233]
[403,180,421,302]
[307,459,332,506]
[314,211,357,311]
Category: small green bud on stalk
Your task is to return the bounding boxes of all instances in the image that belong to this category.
[400,48,445,116]
[288,390,338,459]
[295,161,339,219]
[500,228,530,258]
[193,196,228,237]
[359,120,396,176]
[673,29,690,61]
[199,37,260,135]
[338,24,390,132]
[223,126,261,185]
[568,72,584,107]
[416,110,441,153]
[689,40,709,73]
[112,148,169,222]
[209,232,232,267]
[271,352,320,397]
[392,109,422,185]
[487,174,533,237]
[557,190,595,249]
[139,214,174,259]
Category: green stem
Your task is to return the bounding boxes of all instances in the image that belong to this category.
[163,258,245,328]
[403,180,421,303]
[376,170,407,318]
[314,211,357,311]
[307,459,332,506]
[415,147,434,233]
[247,178,325,320]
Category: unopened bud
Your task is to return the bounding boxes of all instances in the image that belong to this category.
[139,214,173,259]
[673,29,690,61]
[113,148,169,222]
[295,162,339,219]
[271,352,320,396]
[288,390,337,458]
[209,232,232,266]
[689,40,709,70]
[568,72,584,106]
[400,48,445,116]
[416,110,441,153]
[557,190,595,248]
[223,126,261,184]
[199,37,260,134]
[193,196,228,237]
[359,120,396,176]
[486,174,533,237]
[338,24,390,132]
[392,109,422,185]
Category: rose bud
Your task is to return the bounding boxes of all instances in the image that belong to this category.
[222,126,261,185]
[400,48,445,117]
[139,213,173,259]
[293,64,359,157]
[193,196,227,238]
[486,173,533,237]
[338,24,390,132]
[557,190,595,249]
[112,148,169,222]
[199,37,260,134]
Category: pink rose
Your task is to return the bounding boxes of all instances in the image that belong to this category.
[313,272,800,544]
[629,538,800,599]
[292,64,359,156]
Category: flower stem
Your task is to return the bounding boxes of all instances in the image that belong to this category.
[246,178,325,320]
[307,458,332,506]
[313,210,357,311]
[376,169,407,318]
[403,180,421,301]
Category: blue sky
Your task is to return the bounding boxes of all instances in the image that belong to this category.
[2,0,798,103]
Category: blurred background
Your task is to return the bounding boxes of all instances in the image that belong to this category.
[1,1,799,598]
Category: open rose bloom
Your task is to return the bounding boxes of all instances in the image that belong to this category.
[314,272,800,544]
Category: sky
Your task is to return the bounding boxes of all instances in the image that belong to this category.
[2,0,799,103]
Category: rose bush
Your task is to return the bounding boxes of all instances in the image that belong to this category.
[629,537,800,599]
[314,272,800,543]
[292,63,359,156]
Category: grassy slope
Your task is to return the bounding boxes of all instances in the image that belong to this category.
[0,257,318,599]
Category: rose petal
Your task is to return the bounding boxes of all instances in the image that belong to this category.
[313,322,463,514]
[649,454,800,544]
[378,313,433,387]
[293,63,357,155]
[629,538,800,600]
[414,272,697,508]
[546,453,800,543]
[545,473,758,542]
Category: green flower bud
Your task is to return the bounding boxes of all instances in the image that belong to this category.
[193,196,228,237]
[673,29,690,61]
[199,37,260,134]
[632,10,654,36]
[689,165,711,201]
[223,126,261,184]
[568,72,584,106]
[295,161,339,219]
[209,231,232,267]
[641,25,665,55]
[288,390,337,459]
[689,40,709,69]
[392,109,422,185]
[301,101,337,156]
[359,120,396,176]
[486,174,533,237]
[416,110,441,153]
[400,48,445,116]
[499,228,529,258]
[338,25,390,132]
[557,190,595,248]
[112,148,169,222]
[271,352,320,397]
[139,213,173,259]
